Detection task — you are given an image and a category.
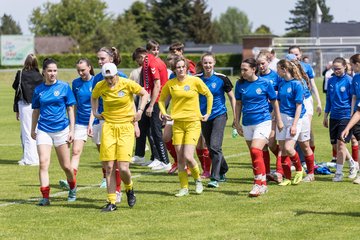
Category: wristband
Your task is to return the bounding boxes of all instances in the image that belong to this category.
[138,108,144,112]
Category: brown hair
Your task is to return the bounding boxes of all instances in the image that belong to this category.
[169,42,184,52]
[277,59,303,81]
[350,54,360,64]
[290,59,311,90]
[201,52,216,63]
[146,40,160,51]
[239,58,259,83]
[76,58,95,76]
[256,50,271,62]
[23,54,40,72]
[98,47,121,66]
[171,55,188,73]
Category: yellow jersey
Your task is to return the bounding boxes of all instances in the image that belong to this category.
[92,77,142,123]
[159,76,213,121]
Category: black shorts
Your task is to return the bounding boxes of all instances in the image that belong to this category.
[352,122,360,141]
[329,118,352,144]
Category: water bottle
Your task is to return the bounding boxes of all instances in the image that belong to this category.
[232,128,238,139]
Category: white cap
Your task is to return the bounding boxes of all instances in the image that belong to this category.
[102,63,117,77]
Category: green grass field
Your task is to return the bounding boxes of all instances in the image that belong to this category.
[1,69,360,240]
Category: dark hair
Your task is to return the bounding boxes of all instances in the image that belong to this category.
[132,47,147,61]
[76,58,95,76]
[23,53,40,72]
[277,59,303,81]
[350,54,360,64]
[166,53,177,69]
[171,55,188,73]
[98,47,121,66]
[169,42,184,52]
[42,58,57,71]
[239,58,258,83]
[146,40,160,51]
[288,45,301,53]
[333,57,347,72]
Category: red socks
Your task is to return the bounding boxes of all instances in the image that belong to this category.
[276,155,284,176]
[250,147,266,185]
[352,145,359,162]
[40,186,50,199]
[196,148,212,172]
[73,168,78,177]
[116,163,121,192]
[263,150,271,174]
[304,154,315,174]
[165,140,177,163]
[290,152,302,171]
[332,148,337,158]
[281,156,291,180]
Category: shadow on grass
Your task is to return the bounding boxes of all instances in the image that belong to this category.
[135,189,174,197]
[0,159,17,165]
[295,210,360,217]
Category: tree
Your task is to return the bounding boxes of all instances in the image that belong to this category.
[285,0,333,37]
[0,14,22,35]
[254,25,272,35]
[187,0,217,43]
[29,0,110,52]
[215,7,252,44]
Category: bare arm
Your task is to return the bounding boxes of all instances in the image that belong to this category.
[135,88,149,122]
[234,100,243,136]
[270,100,284,131]
[146,79,160,117]
[31,109,40,140]
[310,78,322,116]
[226,90,237,127]
[67,106,75,143]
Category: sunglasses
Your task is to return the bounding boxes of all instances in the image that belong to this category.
[170,47,183,52]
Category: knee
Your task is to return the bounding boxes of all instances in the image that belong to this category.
[72,147,82,156]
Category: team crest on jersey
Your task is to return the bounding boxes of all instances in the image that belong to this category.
[54,90,60,97]
[118,90,125,97]
[287,87,292,93]
[89,87,92,92]
[270,80,273,85]
[211,83,217,89]
[340,86,346,92]
[256,88,262,94]
[184,85,190,91]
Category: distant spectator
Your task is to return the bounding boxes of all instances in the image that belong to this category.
[268,48,280,72]
[322,61,333,93]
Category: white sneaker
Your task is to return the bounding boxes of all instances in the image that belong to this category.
[116,191,122,203]
[152,162,172,171]
[332,173,343,182]
[259,185,268,195]
[132,156,146,165]
[195,179,203,194]
[353,176,360,184]
[302,173,315,182]
[147,159,161,168]
[349,162,359,179]
[175,188,189,197]
[249,184,262,197]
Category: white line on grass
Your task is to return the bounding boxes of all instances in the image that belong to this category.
[0,152,247,208]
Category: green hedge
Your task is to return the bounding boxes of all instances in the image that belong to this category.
[1,53,242,75]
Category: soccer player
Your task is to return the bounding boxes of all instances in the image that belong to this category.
[92,47,126,203]
[31,58,77,206]
[92,63,149,212]
[197,52,236,188]
[275,59,306,186]
[12,53,43,166]
[158,56,213,197]
[59,58,95,189]
[234,58,282,196]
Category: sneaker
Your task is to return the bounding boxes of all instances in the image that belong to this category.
[18,159,26,166]
[270,172,283,183]
[249,184,262,197]
[207,180,219,188]
[195,179,203,194]
[168,162,178,174]
[278,179,292,186]
[302,174,315,182]
[219,174,226,182]
[132,156,145,165]
[59,180,70,190]
[152,162,171,171]
[292,168,303,185]
[116,191,122,203]
[146,159,161,168]
[126,189,136,208]
[101,203,117,212]
[68,187,77,202]
[353,176,360,184]
[332,173,343,182]
[175,188,189,197]
[349,162,359,179]
[260,185,268,195]
[38,198,50,206]
[201,171,211,179]
[331,157,337,163]
[99,178,107,188]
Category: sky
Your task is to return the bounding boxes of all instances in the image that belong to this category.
[1,0,360,36]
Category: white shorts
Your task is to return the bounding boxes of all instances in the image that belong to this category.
[166,120,174,125]
[74,124,88,141]
[276,113,302,141]
[37,127,69,147]
[298,114,311,142]
[303,96,313,116]
[92,120,104,145]
[242,120,271,141]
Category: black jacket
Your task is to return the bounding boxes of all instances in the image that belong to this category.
[12,69,43,112]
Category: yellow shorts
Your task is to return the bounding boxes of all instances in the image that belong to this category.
[172,120,201,145]
[100,122,134,162]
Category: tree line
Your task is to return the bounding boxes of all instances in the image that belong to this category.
[0,0,333,53]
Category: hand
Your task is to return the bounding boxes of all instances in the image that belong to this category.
[340,129,348,142]
[236,125,244,137]
[161,113,172,121]
[133,111,142,122]
[290,125,297,136]
[16,112,19,121]
[31,130,37,140]
[146,105,153,117]
[232,119,237,128]
[277,120,284,132]
[316,105,322,117]
[323,118,328,128]
[94,113,104,120]
[87,125,93,137]
[134,123,140,138]
[201,114,209,122]
[67,130,74,143]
